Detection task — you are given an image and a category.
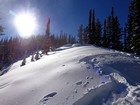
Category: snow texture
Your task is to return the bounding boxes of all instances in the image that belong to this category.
[0,44,140,105]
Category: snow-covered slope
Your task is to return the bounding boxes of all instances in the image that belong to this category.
[0,44,140,105]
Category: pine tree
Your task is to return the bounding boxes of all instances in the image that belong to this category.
[110,7,115,49]
[31,54,34,62]
[123,27,127,51]
[68,34,71,44]
[114,16,123,50]
[88,9,92,44]
[102,19,109,47]
[83,26,88,44]
[21,58,26,66]
[44,17,51,54]
[0,22,4,70]
[126,0,140,54]
[78,24,83,44]
[95,19,102,46]
[106,16,112,47]
[35,51,40,60]
[46,17,50,37]
[107,7,123,50]
[88,9,95,44]
[0,25,4,36]
[0,18,4,36]
[91,9,96,44]
[127,0,135,53]
[132,0,140,54]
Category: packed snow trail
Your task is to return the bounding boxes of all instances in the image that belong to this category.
[0,44,140,105]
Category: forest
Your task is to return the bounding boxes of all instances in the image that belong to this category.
[78,0,140,55]
[0,0,140,70]
[0,19,76,70]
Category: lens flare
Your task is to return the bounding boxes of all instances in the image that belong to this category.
[14,12,37,38]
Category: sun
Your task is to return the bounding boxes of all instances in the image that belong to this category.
[14,12,37,38]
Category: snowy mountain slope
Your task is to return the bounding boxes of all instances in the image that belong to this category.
[0,44,140,105]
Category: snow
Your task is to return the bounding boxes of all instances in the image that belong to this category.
[0,44,140,105]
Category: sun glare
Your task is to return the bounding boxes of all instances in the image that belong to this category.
[14,12,37,38]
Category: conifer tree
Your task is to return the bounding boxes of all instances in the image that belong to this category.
[102,19,109,47]
[127,0,135,53]
[0,23,5,70]
[83,26,88,44]
[78,24,83,44]
[123,27,127,51]
[91,9,96,44]
[44,17,51,54]
[106,16,112,47]
[132,0,140,54]
[46,17,50,37]
[88,9,92,44]
[110,7,116,49]
[95,19,102,46]
[126,0,140,54]
[114,16,123,50]
[106,7,122,50]
[21,58,26,66]
[0,25,4,36]
[88,9,95,44]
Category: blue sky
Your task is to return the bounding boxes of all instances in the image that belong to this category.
[0,0,131,38]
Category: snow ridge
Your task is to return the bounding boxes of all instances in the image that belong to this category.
[0,44,140,105]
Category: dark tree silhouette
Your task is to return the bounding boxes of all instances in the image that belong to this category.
[123,27,128,51]
[106,7,123,50]
[132,0,140,54]
[78,24,84,44]
[126,0,135,53]
[83,26,88,44]
[95,19,102,46]
[88,9,95,44]
[102,19,109,47]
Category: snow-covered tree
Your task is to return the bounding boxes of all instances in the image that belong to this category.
[21,58,26,66]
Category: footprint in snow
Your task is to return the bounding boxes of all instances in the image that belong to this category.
[62,64,65,66]
[76,80,82,85]
[83,81,89,88]
[39,92,57,104]
[86,76,89,79]
[86,66,90,69]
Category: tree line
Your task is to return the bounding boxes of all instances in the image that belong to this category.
[0,18,76,70]
[0,0,139,70]
[78,0,140,55]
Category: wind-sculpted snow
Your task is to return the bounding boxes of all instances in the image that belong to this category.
[0,45,140,105]
[79,53,140,85]
[73,81,127,105]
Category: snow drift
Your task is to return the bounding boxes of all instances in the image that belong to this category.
[0,44,140,105]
